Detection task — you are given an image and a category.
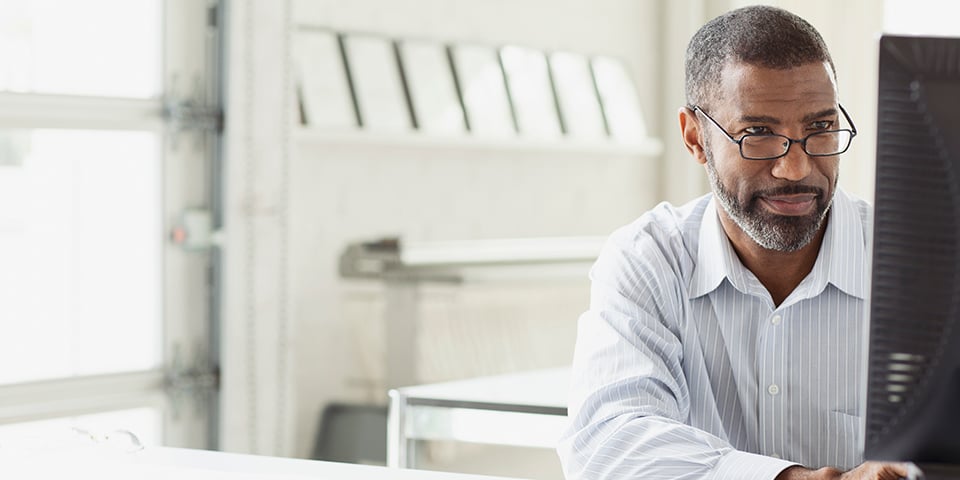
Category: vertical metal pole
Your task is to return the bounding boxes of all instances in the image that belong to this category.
[206,0,227,451]
[387,389,411,468]
[384,279,419,468]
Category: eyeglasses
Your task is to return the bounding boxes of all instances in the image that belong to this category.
[692,104,857,160]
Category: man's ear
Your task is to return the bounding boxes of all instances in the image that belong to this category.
[679,107,708,165]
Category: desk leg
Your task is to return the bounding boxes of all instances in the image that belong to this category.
[387,390,416,468]
[384,280,418,391]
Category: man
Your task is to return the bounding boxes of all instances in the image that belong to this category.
[557,6,913,480]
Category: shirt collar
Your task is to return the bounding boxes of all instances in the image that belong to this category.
[688,196,753,299]
[805,189,867,299]
[687,190,867,300]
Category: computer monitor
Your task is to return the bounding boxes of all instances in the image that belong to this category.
[866,34,960,476]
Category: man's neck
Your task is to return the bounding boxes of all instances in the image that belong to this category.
[717,208,828,307]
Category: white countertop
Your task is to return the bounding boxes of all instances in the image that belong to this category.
[1,445,526,480]
[395,367,569,411]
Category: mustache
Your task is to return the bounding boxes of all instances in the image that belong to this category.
[752,184,824,199]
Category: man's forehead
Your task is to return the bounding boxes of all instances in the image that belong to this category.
[713,60,839,116]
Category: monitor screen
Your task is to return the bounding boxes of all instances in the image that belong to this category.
[866,34,960,475]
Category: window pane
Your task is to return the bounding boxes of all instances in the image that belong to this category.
[0,407,162,449]
[884,0,960,35]
[0,0,161,98]
[0,129,161,384]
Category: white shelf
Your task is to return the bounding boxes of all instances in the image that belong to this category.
[294,128,663,156]
[400,236,605,267]
[0,92,163,131]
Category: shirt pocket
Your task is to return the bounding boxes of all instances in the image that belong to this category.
[822,410,864,469]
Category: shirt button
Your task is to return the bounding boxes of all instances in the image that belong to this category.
[771,315,782,325]
[768,384,780,396]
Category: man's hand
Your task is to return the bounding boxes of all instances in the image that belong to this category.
[776,462,915,480]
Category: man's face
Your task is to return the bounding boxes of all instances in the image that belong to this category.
[700,61,841,252]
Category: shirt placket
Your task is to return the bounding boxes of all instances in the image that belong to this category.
[757,307,788,459]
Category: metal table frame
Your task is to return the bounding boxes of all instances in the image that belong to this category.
[387,368,569,469]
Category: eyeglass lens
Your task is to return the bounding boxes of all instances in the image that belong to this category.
[741,130,852,159]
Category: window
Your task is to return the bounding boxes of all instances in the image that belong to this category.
[0,0,219,449]
[0,130,162,385]
[0,0,161,97]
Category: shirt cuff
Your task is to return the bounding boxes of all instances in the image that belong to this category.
[712,450,799,480]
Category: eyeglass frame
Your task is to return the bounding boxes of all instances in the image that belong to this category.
[691,104,858,160]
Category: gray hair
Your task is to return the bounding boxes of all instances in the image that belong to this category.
[685,5,836,109]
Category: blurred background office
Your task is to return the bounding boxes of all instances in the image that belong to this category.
[0,1,955,479]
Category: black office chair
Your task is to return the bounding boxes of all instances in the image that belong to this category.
[311,402,388,465]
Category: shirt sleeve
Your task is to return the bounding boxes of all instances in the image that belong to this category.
[556,229,798,480]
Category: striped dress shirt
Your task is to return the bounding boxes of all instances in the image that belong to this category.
[558,189,871,480]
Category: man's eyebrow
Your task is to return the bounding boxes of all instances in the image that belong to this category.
[737,108,839,124]
[802,108,838,123]
[738,114,781,124]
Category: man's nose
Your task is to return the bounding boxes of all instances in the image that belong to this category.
[770,140,812,181]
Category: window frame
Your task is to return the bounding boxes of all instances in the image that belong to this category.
[0,0,222,450]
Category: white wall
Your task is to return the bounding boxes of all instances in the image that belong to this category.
[290,0,663,460]
[221,0,295,458]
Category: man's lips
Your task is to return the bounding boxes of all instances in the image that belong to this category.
[758,193,818,216]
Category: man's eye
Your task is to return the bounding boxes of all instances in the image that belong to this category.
[810,120,833,130]
[744,126,770,135]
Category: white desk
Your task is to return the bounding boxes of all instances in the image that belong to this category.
[1,445,524,479]
[387,368,570,469]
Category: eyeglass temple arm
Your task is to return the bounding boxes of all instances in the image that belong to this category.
[839,104,857,135]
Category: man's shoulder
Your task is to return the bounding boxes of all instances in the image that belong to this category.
[607,194,711,251]
[834,188,873,235]
[596,194,710,281]
[589,194,710,314]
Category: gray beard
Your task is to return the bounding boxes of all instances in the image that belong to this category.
[704,152,833,252]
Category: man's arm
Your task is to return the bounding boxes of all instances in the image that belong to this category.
[557,301,797,479]
[777,463,913,480]
[557,232,797,480]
